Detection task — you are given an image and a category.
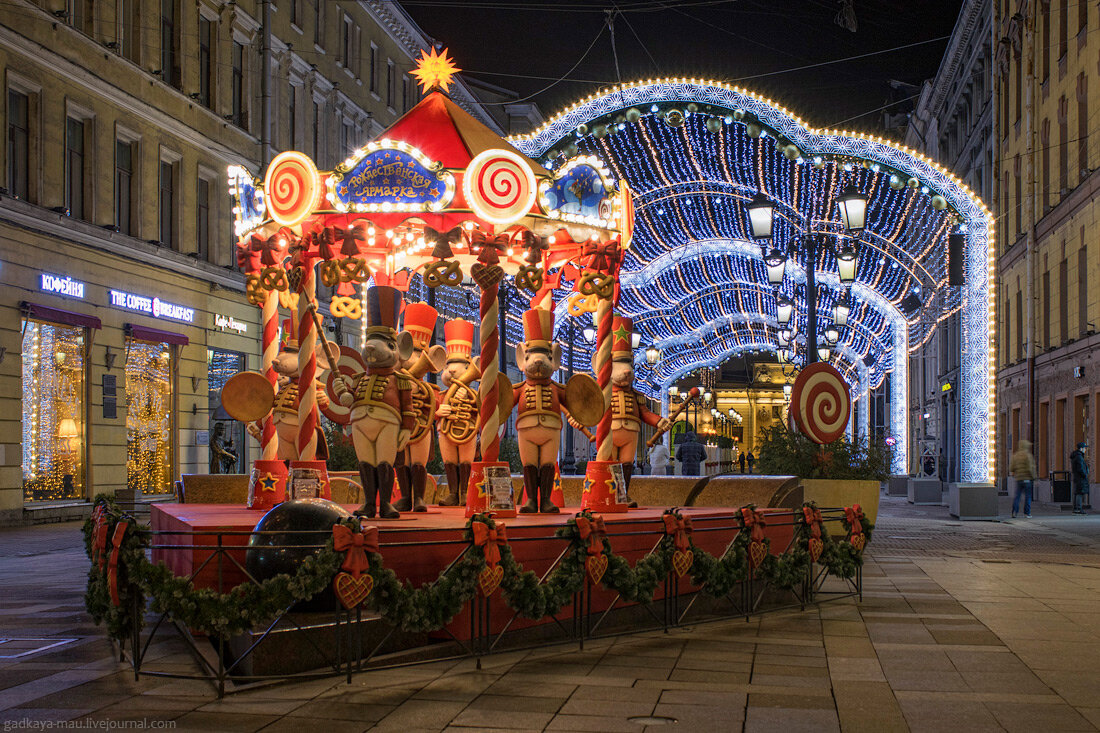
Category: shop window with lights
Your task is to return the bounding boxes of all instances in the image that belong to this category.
[22,320,87,502]
[126,339,175,494]
[207,349,246,474]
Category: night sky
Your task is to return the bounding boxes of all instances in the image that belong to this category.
[400,0,963,135]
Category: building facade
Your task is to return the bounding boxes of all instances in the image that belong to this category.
[903,0,993,483]
[0,0,498,525]
[995,0,1100,499]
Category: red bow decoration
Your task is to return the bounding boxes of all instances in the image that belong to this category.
[740,507,767,542]
[844,505,864,535]
[472,520,508,567]
[250,231,291,267]
[311,226,339,260]
[107,521,129,607]
[802,506,823,540]
[662,513,693,552]
[332,524,379,579]
[575,514,607,556]
[582,238,622,274]
[94,513,110,570]
[471,231,510,265]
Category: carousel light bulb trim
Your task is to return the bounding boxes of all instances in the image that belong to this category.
[325,138,457,214]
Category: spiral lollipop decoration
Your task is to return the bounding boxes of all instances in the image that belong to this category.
[264,151,319,228]
[789,362,851,445]
[463,149,537,226]
[260,290,279,460]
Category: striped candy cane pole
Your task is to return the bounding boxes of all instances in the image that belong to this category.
[478,281,501,463]
[296,261,318,461]
[260,289,279,460]
[594,293,614,461]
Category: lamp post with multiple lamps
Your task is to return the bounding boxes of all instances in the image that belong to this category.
[747,185,868,367]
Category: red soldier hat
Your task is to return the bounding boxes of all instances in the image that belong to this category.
[444,318,475,363]
[522,308,554,350]
[364,285,403,337]
[402,303,438,350]
[280,317,299,351]
[611,315,633,362]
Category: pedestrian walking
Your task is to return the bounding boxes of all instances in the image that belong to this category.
[1009,439,1035,518]
[738,451,746,474]
[676,431,707,476]
[1070,442,1090,514]
[747,452,756,474]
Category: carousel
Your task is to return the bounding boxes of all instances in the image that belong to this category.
[82,51,871,692]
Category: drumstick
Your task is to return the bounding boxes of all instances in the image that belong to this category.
[306,304,349,392]
[564,408,597,442]
[646,387,700,448]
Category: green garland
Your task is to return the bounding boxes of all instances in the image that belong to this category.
[83,497,874,646]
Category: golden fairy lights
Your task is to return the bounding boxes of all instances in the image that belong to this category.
[126,340,174,494]
[22,320,85,502]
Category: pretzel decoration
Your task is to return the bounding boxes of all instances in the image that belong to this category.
[577,271,615,300]
[246,274,266,306]
[330,296,362,320]
[278,288,300,311]
[514,264,544,293]
[319,260,342,287]
[424,259,463,288]
[260,267,288,292]
[566,292,599,316]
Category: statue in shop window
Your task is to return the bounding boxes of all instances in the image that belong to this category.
[208,422,238,474]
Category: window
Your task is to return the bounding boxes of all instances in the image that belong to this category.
[158,159,177,248]
[197,176,211,261]
[126,339,175,494]
[1042,9,1050,80]
[1078,74,1088,178]
[232,40,245,128]
[370,44,377,94]
[313,0,324,48]
[208,350,247,473]
[160,0,180,88]
[121,0,140,63]
[1013,158,1021,237]
[70,0,93,34]
[403,76,410,112]
[340,119,352,155]
[1080,241,1088,336]
[387,60,395,108]
[22,320,87,502]
[65,117,86,220]
[289,83,300,149]
[1014,50,1021,123]
[7,90,29,200]
[115,139,134,235]
[1060,0,1069,60]
[342,14,353,69]
[290,0,302,28]
[1060,254,1068,343]
[1059,95,1069,194]
[1016,288,1023,360]
[198,16,213,108]
[1041,118,1050,211]
[1080,0,1088,36]
[1043,267,1051,348]
[313,100,322,162]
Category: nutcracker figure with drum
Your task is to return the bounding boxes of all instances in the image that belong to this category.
[329,286,416,518]
[435,319,480,506]
[394,303,446,512]
[257,318,331,462]
[512,308,603,513]
[609,316,669,506]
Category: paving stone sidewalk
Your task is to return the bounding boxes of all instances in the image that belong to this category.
[3,497,1100,732]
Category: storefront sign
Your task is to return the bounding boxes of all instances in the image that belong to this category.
[214,314,248,334]
[110,290,195,323]
[40,273,85,299]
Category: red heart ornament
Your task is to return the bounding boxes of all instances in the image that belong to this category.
[808,537,824,563]
[672,549,694,577]
[748,540,767,570]
[586,554,608,585]
[850,533,866,553]
[478,565,504,596]
[333,572,373,609]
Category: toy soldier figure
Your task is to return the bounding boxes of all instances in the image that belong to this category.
[435,319,480,506]
[394,303,444,513]
[331,286,416,519]
[261,318,330,461]
[512,308,591,514]
[609,316,669,506]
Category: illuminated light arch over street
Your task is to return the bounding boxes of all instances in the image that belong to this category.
[512,78,994,483]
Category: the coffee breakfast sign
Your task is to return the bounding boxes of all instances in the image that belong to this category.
[109,289,195,323]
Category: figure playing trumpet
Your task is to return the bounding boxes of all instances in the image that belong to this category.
[435,319,480,506]
[394,303,446,512]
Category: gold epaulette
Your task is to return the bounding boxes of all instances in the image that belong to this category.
[396,374,412,389]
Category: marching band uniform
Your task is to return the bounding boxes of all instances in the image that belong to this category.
[395,303,441,513]
[436,319,480,506]
[609,316,667,505]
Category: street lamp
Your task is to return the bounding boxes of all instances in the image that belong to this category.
[583,325,595,342]
[747,192,774,239]
[776,295,794,325]
[703,390,713,404]
[833,296,850,326]
[783,383,792,400]
[668,385,679,398]
[765,248,787,285]
[836,244,859,283]
[645,345,660,364]
[631,332,642,349]
[824,325,840,345]
[836,185,868,232]
[817,345,832,362]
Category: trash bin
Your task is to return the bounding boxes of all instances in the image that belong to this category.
[1050,470,1071,503]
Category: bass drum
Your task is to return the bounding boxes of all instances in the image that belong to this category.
[321,346,367,425]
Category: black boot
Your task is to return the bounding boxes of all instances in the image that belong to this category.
[355,462,377,518]
[519,465,540,513]
[439,463,461,506]
[622,463,638,508]
[393,456,412,512]
[411,464,428,512]
[377,463,400,519]
[538,464,559,514]
[458,463,472,507]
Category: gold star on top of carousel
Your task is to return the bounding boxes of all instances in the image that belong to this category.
[412,47,460,93]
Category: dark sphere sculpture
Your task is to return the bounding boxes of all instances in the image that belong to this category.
[245,498,352,612]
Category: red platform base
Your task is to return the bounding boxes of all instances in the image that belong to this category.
[150,503,794,640]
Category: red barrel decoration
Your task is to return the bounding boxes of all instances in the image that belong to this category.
[789,362,851,444]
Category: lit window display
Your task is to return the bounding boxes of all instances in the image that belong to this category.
[126,339,175,494]
[22,320,87,502]
[208,349,246,474]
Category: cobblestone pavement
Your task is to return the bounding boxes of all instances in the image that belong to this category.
[2,495,1100,731]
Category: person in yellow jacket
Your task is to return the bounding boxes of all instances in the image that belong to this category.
[1009,439,1036,519]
